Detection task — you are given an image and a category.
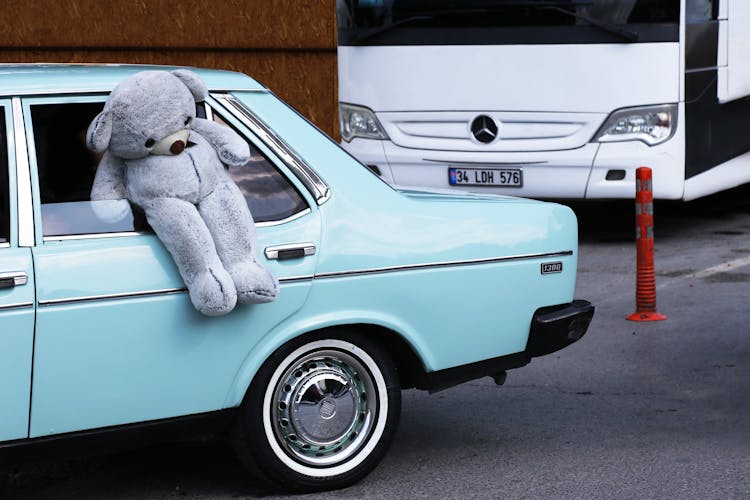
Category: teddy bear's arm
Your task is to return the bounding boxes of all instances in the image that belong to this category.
[191,118,250,167]
[91,151,127,200]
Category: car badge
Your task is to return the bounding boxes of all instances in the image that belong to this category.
[541,262,563,275]
[471,115,499,144]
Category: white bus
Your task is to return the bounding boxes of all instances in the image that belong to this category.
[336,0,750,200]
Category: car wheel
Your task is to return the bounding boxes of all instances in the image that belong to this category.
[232,332,401,492]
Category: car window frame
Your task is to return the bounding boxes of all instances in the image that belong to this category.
[22,94,118,244]
[20,94,318,244]
[11,97,36,248]
[0,99,15,249]
[204,95,321,226]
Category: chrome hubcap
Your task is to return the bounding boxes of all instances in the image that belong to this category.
[271,349,377,466]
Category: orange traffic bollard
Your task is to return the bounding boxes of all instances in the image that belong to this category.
[627,167,667,322]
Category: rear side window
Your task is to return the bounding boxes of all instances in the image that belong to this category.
[0,107,10,244]
[212,113,308,222]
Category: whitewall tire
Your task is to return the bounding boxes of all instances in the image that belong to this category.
[232,332,401,492]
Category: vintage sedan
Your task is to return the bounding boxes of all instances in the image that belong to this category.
[0,64,593,491]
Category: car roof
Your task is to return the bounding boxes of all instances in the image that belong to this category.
[0,63,267,96]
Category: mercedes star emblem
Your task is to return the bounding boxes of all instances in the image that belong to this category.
[471,115,498,144]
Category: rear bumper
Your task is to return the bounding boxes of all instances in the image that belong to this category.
[415,300,594,393]
[525,300,595,357]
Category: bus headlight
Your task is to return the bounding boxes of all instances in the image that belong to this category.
[593,104,677,146]
[339,103,388,142]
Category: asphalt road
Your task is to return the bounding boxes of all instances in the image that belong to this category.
[3,187,750,499]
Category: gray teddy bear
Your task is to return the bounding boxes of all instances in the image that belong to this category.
[87,69,279,316]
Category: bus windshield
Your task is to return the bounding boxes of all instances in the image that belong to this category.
[337,0,681,46]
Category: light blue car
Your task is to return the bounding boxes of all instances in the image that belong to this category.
[0,65,593,491]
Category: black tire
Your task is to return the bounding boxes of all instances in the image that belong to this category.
[231,331,401,492]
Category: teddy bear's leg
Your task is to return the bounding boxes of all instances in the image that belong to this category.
[198,182,279,304]
[143,197,238,316]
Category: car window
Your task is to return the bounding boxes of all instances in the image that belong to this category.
[31,102,146,238]
[31,101,308,239]
[0,107,10,244]
[212,113,309,223]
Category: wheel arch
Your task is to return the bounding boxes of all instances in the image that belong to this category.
[319,323,428,390]
[223,316,433,408]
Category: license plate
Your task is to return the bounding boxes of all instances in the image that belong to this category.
[448,167,523,187]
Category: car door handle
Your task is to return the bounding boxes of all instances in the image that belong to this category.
[0,271,28,289]
[265,243,316,261]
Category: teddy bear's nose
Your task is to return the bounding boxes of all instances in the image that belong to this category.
[170,140,186,155]
[151,130,191,156]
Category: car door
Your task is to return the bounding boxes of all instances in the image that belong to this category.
[24,96,321,437]
[0,99,35,442]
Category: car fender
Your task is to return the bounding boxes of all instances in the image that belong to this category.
[222,308,431,408]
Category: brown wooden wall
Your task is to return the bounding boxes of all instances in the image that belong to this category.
[0,0,339,138]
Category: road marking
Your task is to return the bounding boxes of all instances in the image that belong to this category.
[653,255,750,292]
[689,255,750,279]
[592,254,750,308]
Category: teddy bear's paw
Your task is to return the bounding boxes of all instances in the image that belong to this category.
[218,143,251,167]
[189,267,238,316]
[90,199,132,224]
[228,260,280,304]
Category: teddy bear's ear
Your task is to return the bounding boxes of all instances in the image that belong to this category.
[86,111,112,153]
[172,69,209,103]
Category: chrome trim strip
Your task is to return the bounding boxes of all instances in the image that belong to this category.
[37,273,310,306]
[423,158,549,165]
[265,242,316,260]
[314,250,575,280]
[204,104,214,121]
[32,251,565,304]
[0,242,9,248]
[210,89,267,94]
[12,98,34,247]
[0,271,28,286]
[211,93,331,205]
[38,287,187,307]
[3,87,267,97]
[278,275,315,284]
[43,231,147,242]
[256,208,311,228]
[0,302,34,311]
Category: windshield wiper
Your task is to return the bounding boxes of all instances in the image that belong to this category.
[346,1,638,45]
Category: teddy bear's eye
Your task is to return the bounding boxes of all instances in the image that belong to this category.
[145,138,156,148]
[184,117,192,126]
